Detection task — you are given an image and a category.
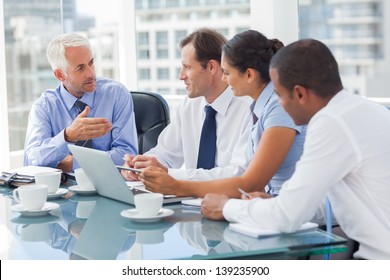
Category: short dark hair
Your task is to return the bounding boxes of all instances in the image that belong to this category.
[222,30,284,84]
[270,39,343,98]
[180,28,227,68]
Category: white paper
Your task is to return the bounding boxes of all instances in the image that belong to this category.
[126,181,145,188]
[8,166,61,176]
[229,222,318,238]
[181,198,203,207]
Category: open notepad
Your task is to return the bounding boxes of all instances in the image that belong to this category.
[229,222,318,238]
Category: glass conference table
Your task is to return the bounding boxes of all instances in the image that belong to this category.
[0,184,347,260]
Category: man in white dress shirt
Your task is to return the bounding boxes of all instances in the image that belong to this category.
[122,28,250,181]
[201,39,390,259]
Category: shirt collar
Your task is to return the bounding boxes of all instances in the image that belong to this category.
[326,89,347,106]
[60,84,94,111]
[202,86,234,117]
[253,82,274,118]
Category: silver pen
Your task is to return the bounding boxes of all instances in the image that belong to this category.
[238,188,252,199]
[116,165,142,174]
[120,157,142,173]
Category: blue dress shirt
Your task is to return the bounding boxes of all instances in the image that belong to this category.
[24,77,138,171]
[247,82,306,195]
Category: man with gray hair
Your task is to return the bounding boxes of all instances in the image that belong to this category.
[24,33,138,172]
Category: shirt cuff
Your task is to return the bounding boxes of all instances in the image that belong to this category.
[223,198,244,223]
[54,129,72,154]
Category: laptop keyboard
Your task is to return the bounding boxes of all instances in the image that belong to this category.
[131,188,149,195]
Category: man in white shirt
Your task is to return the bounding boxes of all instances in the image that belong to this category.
[201,39,390,259]
[122,28,250,181]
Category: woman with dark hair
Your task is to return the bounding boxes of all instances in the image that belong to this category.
[140,30,306,198]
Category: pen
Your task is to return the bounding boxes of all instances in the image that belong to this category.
[238,188,252,199]
[115,165,142,174]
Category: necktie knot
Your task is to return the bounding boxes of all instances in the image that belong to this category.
[74,99,87,114]
[204,106,217,119]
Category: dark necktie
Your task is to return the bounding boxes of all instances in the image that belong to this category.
[250,101,258,124]
[197,106,217,169]
[74,99,92,148]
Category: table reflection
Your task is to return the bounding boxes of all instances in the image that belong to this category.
[1,185,346,260]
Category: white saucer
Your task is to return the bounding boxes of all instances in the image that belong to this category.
[68,185,97,196]
[120,208,174,223]
[11,202,60,217]
[47,188,69,200]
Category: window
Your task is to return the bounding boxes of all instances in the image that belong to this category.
[157,68,170,80]
[134,0,251,98]
[156,31,169,59]
[156,31,168,45]
[1,0,122,159]
[137,32,149,44]
[298,0,388,97]
[175,30,186,59]
[176,67,182,79]
[156,49,168,59]
[138,49,150,59]
[137,32,150,59]
[139,68,151,80]
[205,0,220,5]
[166,0,180,8]
[157,88,170,95]
[2,0,389,169]
[148,0,161,9]
[3,0,62,152]
[186,0,200,6]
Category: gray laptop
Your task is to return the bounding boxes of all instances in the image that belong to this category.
[68,145,192,205]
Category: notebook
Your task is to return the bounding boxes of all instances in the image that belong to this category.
[68,145,193,205]
[1,166,61,187]
[229,222,318,238]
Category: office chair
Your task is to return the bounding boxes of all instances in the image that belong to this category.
[130,91,170,154]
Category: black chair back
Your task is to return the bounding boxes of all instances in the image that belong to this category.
[130,91,170,154]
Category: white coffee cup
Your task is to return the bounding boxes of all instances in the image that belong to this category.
[134,193,163,217]
[35,172,61,194]
[74,168,95,190]
[13,184,48,210]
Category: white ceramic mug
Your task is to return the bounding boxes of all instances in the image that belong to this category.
[35,172,61,194]
[134,193,163,217]
[74,168,95,190]
[13,184,48,210]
